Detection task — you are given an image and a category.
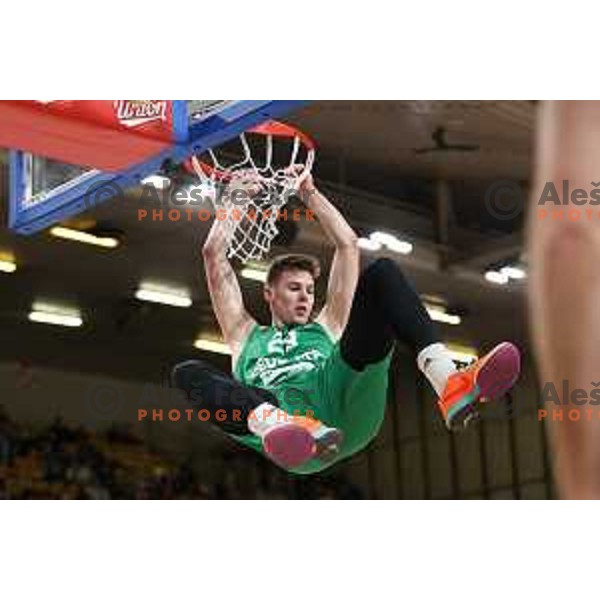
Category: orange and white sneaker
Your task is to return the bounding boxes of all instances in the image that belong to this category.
[438,342,521,430]
[262,415,343,469]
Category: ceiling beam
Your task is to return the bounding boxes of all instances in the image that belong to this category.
[448,231,523,269]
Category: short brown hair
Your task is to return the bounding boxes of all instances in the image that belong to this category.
[266,254,321,285]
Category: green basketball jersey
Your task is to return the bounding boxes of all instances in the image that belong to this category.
[233,321,334,405]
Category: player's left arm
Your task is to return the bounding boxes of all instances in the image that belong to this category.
[299,175,359,339]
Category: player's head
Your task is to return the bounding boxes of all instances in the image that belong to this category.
[264,254,321,325]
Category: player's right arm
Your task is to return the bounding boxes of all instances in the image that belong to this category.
[202,217,256,359]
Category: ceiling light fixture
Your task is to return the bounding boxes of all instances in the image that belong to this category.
[50,226,119,249]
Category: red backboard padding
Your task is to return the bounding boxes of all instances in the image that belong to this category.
[0,101,175,171]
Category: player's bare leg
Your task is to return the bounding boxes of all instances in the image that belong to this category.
[528,101,600,498]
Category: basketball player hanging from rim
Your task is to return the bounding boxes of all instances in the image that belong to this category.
[172,128,522,473]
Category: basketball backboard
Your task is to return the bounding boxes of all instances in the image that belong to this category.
[2,101,306,234]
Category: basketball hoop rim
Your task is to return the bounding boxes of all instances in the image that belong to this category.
[182,120,315,180]
[247,120,315,151]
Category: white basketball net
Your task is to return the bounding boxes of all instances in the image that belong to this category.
[189,121,315,263]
